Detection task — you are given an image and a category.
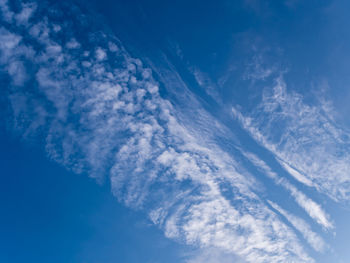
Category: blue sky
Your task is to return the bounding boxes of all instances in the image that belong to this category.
[1,0,350,262]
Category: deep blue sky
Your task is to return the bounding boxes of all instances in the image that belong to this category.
[2,0,350,262]
[0,130,186,263]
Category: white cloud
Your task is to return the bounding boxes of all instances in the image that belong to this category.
[243,53,276,81]
[0,27,22,62]
[284,181,333,230]
[108,41,119,52]
[15,2,37,25]
[0,0,14,23]
[232,76,350,202]
[277,159,314,187]
[268,201,326,252]
[66,38,81,49]
[7,60,28,86]
[0,1,318,262]
[185,247,247,263]
[241,150,333,230]
[189,67,222,103]
[95,47,107,61]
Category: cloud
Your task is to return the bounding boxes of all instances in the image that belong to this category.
[15,2,37,25]
[185,247,247,263]
[268,201,326,252]
[240,150,333,230]
[232,76,350,202]
[243,53,276,81]
[0,0,14,23]
[66,38,81,49]
[95,47,107,61]
[0,1,317,262]
[277,159,314,187]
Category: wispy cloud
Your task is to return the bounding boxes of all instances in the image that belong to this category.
[268,200,326,252]
[240,150,333,230]
[277,159,314,187]
[0,1,317,262]
[232,75,350,202]
[185,246,247,263]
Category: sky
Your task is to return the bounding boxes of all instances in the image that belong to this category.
[1,0,350,262]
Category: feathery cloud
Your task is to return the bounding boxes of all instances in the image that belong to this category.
[0,1,316,262]
[232,76,350,202]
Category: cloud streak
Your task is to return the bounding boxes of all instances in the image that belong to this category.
[232,76,350,202]
[268,201,326,252]
[240,150,333,230]
[0,1,321,262]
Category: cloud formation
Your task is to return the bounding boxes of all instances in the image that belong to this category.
[232,76,350,202]
[240,150,333,230]
[0,1,326,262]
[268,201,326,252]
